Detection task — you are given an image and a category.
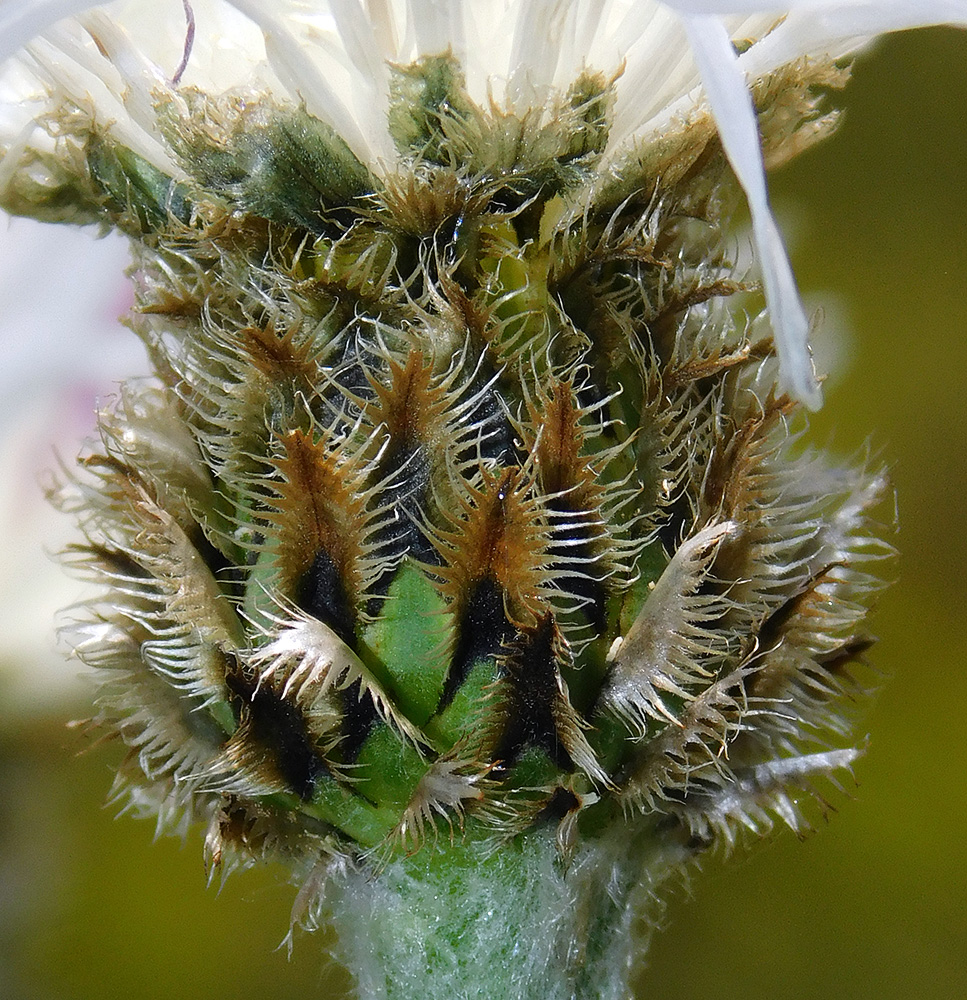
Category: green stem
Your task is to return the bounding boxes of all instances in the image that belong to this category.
[325,822,688,1000]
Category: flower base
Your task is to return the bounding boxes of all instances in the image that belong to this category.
[326,821,685,1000]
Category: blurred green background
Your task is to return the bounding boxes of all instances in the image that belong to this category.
[1,25,965,1000]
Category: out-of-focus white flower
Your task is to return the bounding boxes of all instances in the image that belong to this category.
[2,0,966,406]
[0,213,146,714]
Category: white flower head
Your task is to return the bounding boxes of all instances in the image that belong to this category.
[1,0,966,404]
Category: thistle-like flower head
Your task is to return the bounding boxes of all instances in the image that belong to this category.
[1,3,957,998]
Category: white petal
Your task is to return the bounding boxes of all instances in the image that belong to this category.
[329,0,392,89]
[679,11,821,408]
[364,0,401,56]
[225,0,387,164]
[508,0,575,103]
[0,0,109,66]
[605,8,779,158]
[738,3,967,76]
[76,10,173,135]
[665,0,967,21]
[408,0,464,58]
[18,24,183,177]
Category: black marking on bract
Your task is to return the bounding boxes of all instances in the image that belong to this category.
[374,442,436,567]
[244,531,266,566]
[190,524,245,601]
[545,499,608,631]
[296,547,356,646]
[660,785,687,804]
[491,614,574,773]
[438,575,515,712]
[226,670,327,800]
[80,542,151,581]
[754,565,877,679]
[333,325,377,399]
[654,496,693,563]
[454,373,515,468]
[487,176,553,219]
[818,634,877,674]
[540,785,581,823]
[559,564,607,631]
[337,678,380,761]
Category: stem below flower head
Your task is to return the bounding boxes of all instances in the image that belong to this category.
[324,820,687,1000]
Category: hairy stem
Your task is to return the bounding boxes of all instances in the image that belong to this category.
[325,821,686,1000]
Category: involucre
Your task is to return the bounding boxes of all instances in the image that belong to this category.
[0,3,925,998]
